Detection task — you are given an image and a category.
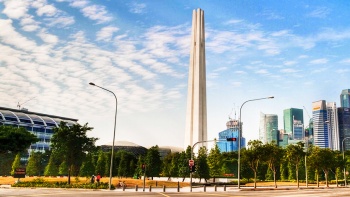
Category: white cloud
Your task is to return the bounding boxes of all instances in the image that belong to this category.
[340,59,350,64]
[232,81,242,87]
[20,15,40,31]
[81,5,113,23]
[281,68,298,73]
[129,2,146,14]
[96,26,119,42]
[45,15,75,27]
[310,58,328,64]
[307,7,331,18]
[255,69,269,74]
[37,30,59,44]
[36,4,57,16]
[2,0,29,19]
[283,61,297,66]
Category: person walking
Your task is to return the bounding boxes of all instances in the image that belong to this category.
[96,173,101,185]
[90,175,95,184]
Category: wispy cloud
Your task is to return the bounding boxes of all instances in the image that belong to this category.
[307,7,331,18]
[129,2,146,14]
[2,0,29,19]
[310,58,328,64]
[96,26,119,42]
[81,5,113,23]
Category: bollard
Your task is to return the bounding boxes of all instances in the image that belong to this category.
[156,181,158,187]
[177,181,180,192]
[224,185,226,191]
[149,185,152,192]
[135,185,138,191]
[123,184,125,191]
[163,185,166,192]
[204,185,206,192]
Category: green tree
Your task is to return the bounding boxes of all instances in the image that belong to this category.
[170,152,180,178]
[79,153,95,177]
[241,140,263,188]
[11,153,21,176]
[285,142,305,188]
[26,152,42,176]
[178,146,192,182]
[0,152,15,176]
[308,146,334,187]
[145,145,162,179]
[0,126,38,153]
[95,150,107,177]
[262,142,284,188]
[207,144,223,182]
[59,160,68,176]
[50,122,97,184]
[44,154,58,176]
[162,152,174,180]
[196,146,210,182]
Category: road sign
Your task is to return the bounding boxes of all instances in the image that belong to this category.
[14,168,26,178]
[189,159,194,166]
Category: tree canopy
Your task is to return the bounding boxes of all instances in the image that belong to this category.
[0,126,38,153]
[50,122,98,184]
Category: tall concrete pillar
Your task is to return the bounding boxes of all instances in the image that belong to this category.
[185,8,207,150]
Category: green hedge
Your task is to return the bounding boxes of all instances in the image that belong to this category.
[12,178,114,189]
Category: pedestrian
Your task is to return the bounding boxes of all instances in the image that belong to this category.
[96,173,101,184]
[90,175,95,184]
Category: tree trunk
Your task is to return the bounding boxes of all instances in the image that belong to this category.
[254,171,257,189]
[273,170,277,188]
[68,165,71,185]
[325,171,329,187]
[336,172,339,187]
[317,173,319,187]
[296,165,299,188]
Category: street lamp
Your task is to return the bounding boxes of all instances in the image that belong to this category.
[238,96,274,189]
[342,137,350,187]
[89,82,117,190]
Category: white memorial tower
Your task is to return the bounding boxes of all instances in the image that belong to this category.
[184,8,207,150]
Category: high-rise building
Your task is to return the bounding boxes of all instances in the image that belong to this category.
[0,106,78,161]
[312,100,329,148]
[185,9,207,149]
[340,89,350,108]
[338,107,350,151]
[293,120,304,140]
[326,102,339,150]
[259,112,278,145]
[283,108,303,135]
[217,119,246,152]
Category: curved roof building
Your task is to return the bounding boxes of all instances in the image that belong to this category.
[0,106,78,161]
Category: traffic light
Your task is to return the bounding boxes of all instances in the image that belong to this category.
[226,137,237,141]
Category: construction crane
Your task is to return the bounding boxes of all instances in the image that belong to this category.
[17,97,35,110]
[303,106,311,120]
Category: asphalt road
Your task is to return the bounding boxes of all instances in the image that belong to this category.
[2,187,350,197]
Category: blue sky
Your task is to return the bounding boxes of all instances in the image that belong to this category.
[1,0,350,149]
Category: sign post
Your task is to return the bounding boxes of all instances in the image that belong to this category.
[14,168,26,183]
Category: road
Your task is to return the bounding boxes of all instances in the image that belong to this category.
[1,187,350,197]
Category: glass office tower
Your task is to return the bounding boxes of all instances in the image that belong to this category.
[312,100,329,148]
[340,89,350,108]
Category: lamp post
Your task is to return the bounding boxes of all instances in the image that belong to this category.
[89,82,117,190]
[238,96,274,189]
[342,137,350,187]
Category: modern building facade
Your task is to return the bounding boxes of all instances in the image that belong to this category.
[185,8,207,149]
[217,119,246,152]
[283,108,303,135]
[338,107,350,151]
[0,106,78,161]
[312,100,329,148]
[340,89,350,108]
[326,102,339,150]
[259,112,278,145]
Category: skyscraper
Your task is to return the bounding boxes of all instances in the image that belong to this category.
[340,89,350,108]
[312,100,329,148]
[283,108,304,137]
[259,112,278,145]
[185,9,207,149]
[326,102,339,150]
[338,107,350,151]
[217,119,246,152]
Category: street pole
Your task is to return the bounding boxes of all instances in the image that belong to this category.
[238,96,274,189]
[342,137,350,187]
[89,82,117,190]
[190,139,233,192]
